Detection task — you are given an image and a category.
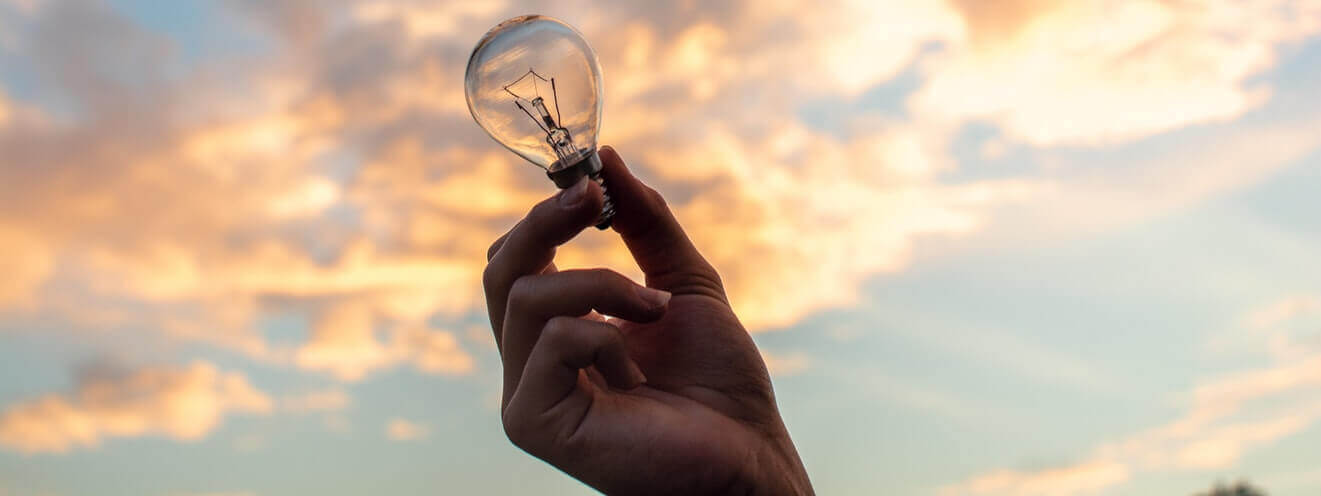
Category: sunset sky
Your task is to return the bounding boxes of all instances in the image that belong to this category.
[2,0,1321,495]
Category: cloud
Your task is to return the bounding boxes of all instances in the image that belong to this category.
[0,0,41,14]
[944,384,1321,495]
[0,0,993,372]
[395,326,476,375]
[295,301,394,382]
[0,222,53,310]
[980,112,1321,248]
[760,350,810,377]
[0,2,1316,493]
[914,0,1321,147]
[0,0,1316,402]
[606,0,963,99]
[1246,294,1321,331]
[0,361,272,454]
[941,298,1321,495]
[280,389,351,413]
[225,0,326,48]
[1171,413,1313,469]
[944,0,1058,45]
[385,418,429,441]
[0,1,503,375]
[294,300,474,381]
[1244,294,1321,360]
[350,0,507,41]
[587,122,1037,329]
[939,460,1129,496]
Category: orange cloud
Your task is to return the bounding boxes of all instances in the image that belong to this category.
[394,327,476,376]
[945,0,1060,45]
[0,222,53,311]
[914,0,1321,146]
[281,389,351,413]
[295,301,394,382]
[603,123,1037,329]
[940,460,1130,496]
[1173,414,1313,469]
[351,1,507,41]
[385,418,430,442]
[760,350,810,377]
[295,300,475,382]
[0,0,1314,398]
[0,362,272,454]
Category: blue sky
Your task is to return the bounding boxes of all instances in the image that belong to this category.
[1,1,1320,495]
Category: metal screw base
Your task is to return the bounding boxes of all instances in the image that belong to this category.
[590,170,615,230]
[546,150,614,230]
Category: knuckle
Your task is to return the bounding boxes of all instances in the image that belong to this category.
[529,195,561,220]
[645,185,667,209]
[597,329,624,355]
[701,264,724,289]
[481,263,503,292]
[541,316,579,343]
[488,220,523,262]
[543,317,605,356]
[506,276,539,310]
[584,267,624,288]
[501,408,533,449]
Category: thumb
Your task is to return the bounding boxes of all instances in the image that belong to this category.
[597,146,724,297]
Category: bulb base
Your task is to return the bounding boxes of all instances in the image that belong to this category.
[547,150,615,230]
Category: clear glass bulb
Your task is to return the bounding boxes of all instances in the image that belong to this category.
[465,15,613,228]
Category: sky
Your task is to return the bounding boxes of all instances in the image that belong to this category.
[1,0,1320,495]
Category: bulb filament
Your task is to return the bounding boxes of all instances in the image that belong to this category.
[504,69,581,169]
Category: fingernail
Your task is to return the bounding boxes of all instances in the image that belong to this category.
[559,177,588,207]
[636,286,672,309]
[627,361,647,387]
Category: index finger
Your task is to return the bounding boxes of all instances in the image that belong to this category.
[483,177,604,348]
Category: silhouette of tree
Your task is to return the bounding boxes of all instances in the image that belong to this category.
[1194,480,1267,496]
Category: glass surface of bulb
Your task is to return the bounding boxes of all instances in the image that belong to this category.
[465,15,603,173]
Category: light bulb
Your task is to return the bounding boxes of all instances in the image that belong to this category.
[464,15,614,229]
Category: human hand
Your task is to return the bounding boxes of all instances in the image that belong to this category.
[483,146,814,495]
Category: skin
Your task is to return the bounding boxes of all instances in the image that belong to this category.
[483,146,815,495]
